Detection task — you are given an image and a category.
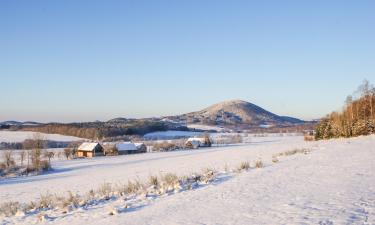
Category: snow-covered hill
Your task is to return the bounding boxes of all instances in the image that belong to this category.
[170,99,304,126]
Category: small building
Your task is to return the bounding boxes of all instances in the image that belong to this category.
[76,142,104,157]
[135,143,147,153]
[116,142,146,155]
[185,136,212,149]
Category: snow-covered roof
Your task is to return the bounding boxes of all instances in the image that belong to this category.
[134,143,145,147]
[116,142,137,151]
[78,142,101,152]
[187,137,206,142]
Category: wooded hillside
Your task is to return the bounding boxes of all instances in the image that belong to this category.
[315,80,375,139]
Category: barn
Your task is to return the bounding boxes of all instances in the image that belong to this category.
[116,142,147,155]
[76,142,104,157]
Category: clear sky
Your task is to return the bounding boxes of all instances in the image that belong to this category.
[1,0,374,122]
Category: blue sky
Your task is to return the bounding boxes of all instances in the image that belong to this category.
[1,0,374,122]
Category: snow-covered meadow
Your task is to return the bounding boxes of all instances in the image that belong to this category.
[0,131,84,143]
[1,134,375,224]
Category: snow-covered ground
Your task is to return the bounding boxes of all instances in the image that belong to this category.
[1,135,375,224]
[187,124,228,132]
[143,130,203,139]
[0,131,84,142]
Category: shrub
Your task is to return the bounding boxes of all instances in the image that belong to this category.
[40,160,51,171]
[2,150,15,169]
[162,173,179,186]
[149,175,159,187]
[272,157,279,163]
[0,201,22,217]
[38,193,54,209]
[98,183,113,197]
[255,160,263,168]
[124,180,143,194]
[152,142,177,152]
[304,135,314,141]
[238,161,250,171]
[63,148,72,159]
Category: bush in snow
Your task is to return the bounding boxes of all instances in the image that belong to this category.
[255,160,263,168]
[272,157,279,163]
[238,161,250,171]
[0,201,21,217]
[1,150,15,169]
[148,175,159,188]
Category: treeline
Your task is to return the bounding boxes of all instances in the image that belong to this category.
[0,140,71,150]
[22,120,186,140]
[315,80,375,139]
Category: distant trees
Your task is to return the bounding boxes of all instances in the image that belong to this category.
[22,133,51,173]
[315,80,375,140]
[21,121,170,140]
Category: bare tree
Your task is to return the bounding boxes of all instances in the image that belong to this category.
[2,151,15,169]
[43,151,55,164]
[19,150,26,167]
[22,133,46,172]
[64,148,72,160]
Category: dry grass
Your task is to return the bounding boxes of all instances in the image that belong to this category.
[238,161,250,171]
[162,173,179,186]
[148,175,159,187]
[1,153,314,218]
[0,201,21,217]
[38,193,54,209]
[304,135,315,141]
[98,182,113,197]
[255,160,263,168]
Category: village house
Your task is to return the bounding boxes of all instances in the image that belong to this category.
[76,142,104,157]
[116,142,147,155]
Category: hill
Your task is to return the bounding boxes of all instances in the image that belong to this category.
[169,99,304,127]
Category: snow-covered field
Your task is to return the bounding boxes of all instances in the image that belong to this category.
[143,130,203,139]
[1,135,375,224]
[186,124,228,132]
[0,131,84,142]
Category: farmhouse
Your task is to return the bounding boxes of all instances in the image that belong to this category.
[185,136,212,149]
[135,143,147,153]
[76,142,104,157]
[116,142,147,155]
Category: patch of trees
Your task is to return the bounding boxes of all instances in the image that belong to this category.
[22,120,179,140]
[315,80,375,139]
[0,134,53,178]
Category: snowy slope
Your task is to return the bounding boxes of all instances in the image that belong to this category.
[1,135,375,224]
[0,136,304,202]
[0,131,84,142]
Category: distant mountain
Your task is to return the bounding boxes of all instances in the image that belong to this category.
[168,100,304,127]
[0,121,42,126]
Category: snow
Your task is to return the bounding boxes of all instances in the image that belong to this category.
[0,131,84,142]
[1,135,375,224]
[187,124,228,132]
[144,130,203,139]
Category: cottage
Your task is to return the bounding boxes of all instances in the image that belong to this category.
[116,142,137,155]
[135,143,147,153]
[185,136,212,149]
[76,142,104,157]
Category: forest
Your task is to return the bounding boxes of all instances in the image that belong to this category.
[315,80,375,139]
